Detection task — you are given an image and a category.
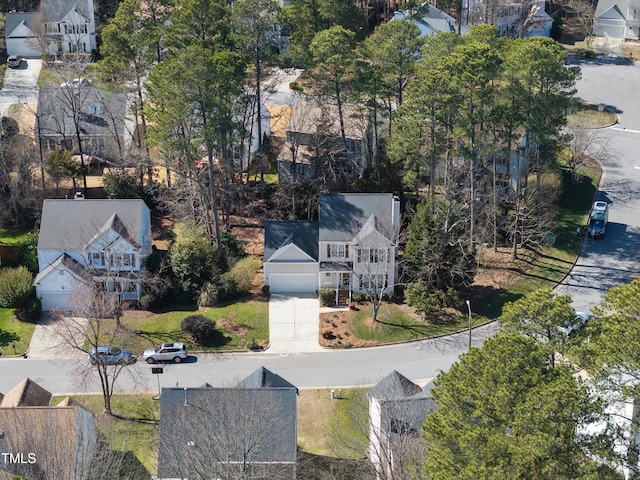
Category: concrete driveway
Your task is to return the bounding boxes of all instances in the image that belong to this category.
[268,293,322,353]
[3,58,41,90]
[26,315,87,359]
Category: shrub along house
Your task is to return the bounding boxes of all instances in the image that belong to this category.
[263,193,400,304]
[34,197,152,311]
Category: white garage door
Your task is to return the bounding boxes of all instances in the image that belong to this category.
[270,273,316,293]
[40,292,71,312]
[6,39,41,58]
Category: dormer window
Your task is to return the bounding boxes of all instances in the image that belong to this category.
[89,105,104,115]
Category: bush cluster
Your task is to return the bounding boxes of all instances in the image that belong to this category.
[0,266,34,309]
[181,314,216,342]
[319,287,335,306]
[230,256,261,293]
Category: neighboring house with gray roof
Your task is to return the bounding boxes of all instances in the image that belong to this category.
[594,0,640,38]
[5,0,96,58]
[37,85,133,165]
[367,371,437,480]
[392,8,457,36]
[156,367,298,480]
[263,193,400,302]
[277,98,375,185]
[34,198,152,311]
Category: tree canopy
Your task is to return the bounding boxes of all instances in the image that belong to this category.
[423,334,606,479]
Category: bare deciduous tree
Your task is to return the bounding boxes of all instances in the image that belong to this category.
[158,385,297,479]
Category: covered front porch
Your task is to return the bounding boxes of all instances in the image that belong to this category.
[319,262,352,307]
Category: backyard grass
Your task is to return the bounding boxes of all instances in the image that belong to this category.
[298,388,369,459]
[114,299,269,353]
[0,228,32,245]
[52,394,159,477]
[0,308,34,356]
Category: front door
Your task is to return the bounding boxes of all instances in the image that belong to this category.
[340,272,350,287]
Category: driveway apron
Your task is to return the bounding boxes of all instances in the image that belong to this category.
[268,293,322,353]
[26,315,88,359]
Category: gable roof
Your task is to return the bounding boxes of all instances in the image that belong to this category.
[595,0,640,17]
[157,385,297,478]
[41,0,93,22]
[393,8,456,36]
[0,377,52,408]
[0,406,95,479]
[264,221,319,261]
[37,199,150,251]
[367,370,424,401]
[237,366,299,393]
[33,252,91,285]
[5,13,37,37]
[319,193,394,242]
[37,86,128,139]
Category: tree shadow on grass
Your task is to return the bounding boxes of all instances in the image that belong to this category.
[0,329,20,348]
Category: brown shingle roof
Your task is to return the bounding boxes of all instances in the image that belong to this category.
[0,377,52,408]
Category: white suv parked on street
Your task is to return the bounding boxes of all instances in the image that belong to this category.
[143,342,188,364]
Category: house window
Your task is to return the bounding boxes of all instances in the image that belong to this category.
[109,253,136,268]
[357,248,387,263]
[89,105,96,114]
[91,252,105,267]
[361,274,387,290]
[327,244,349,259]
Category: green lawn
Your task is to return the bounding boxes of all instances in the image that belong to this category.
[473,166,600,319]
[0,308,35,356]
[52,394,159,476]
[348,304,483,343]
[0,228,32,245]
[115,299,269,353]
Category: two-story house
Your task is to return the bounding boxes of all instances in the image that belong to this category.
[264,193,400,302]
[5,0,97,58]
[277,98,374,185]
[34,197,152,311]
[37,85,133,164]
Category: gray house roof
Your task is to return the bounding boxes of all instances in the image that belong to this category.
[367,370,424,401]
[595,0,639,17]
[264,221,319,261]
[42,0,92,22]
[237,366,299,393]
[319,193,394,242]
[5,13,37,37]
[157,374,297,479]
[37,86,128,139]
[38,199,150,251]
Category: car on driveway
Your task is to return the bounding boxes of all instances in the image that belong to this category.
[60,78,92,88]
[7,55,22,68]
[558,312,593,337]
[89,346,135,365]
[143,342,188,364]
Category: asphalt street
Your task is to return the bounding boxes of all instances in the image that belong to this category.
[0,58,638,396]
[556,57,640,311]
